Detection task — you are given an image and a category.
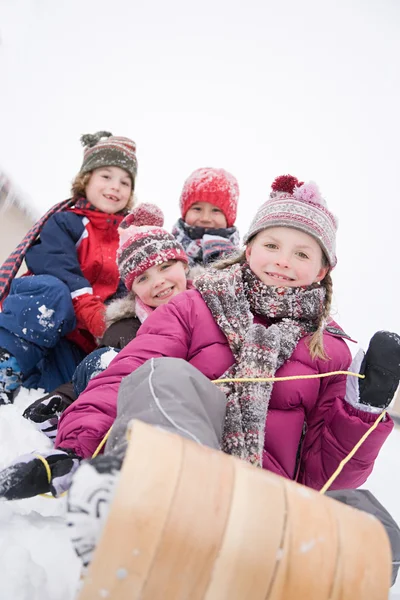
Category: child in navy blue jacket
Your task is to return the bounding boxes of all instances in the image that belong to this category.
[0,131,137,402]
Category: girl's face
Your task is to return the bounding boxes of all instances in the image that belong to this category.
[131,260,188,308]
[246,226,329,287]
[85,166,132,214]
[185,202,227,229]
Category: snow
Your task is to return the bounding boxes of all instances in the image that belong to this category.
[0,387,399,598]
[0,389,81,600]
[37,306,55,329]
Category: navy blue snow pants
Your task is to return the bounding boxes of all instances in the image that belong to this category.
[0,275,86,391]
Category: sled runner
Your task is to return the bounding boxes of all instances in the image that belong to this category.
[78,419,392,600]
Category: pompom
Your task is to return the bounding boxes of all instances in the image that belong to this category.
[271,174,301,194]
[293,181,326,206]
[80,131,112,148]
[120,203,164,229]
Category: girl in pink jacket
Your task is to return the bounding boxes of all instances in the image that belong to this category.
[1,175,399,567]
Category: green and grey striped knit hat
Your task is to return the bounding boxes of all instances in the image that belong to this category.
[80,131,137,185]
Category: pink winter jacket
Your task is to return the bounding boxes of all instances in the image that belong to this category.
[56,289,393,490]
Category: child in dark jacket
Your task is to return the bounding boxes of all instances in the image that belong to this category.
[172,167,240,266]
[0,131,137,401]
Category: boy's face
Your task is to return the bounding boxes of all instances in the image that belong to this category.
[131,260,187,308]
[85,166,132,214]
[246,226,329,287]
[185,202,227,229]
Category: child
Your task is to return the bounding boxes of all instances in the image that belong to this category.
[1,175,399,566]
[0,131,137,402]
[172,167,241,266]
[22,203,190,440]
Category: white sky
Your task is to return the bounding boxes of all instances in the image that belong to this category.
[0,0,399,347]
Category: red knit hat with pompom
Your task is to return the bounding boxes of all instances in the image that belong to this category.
[179,167,239,228]
[117,203,188,290]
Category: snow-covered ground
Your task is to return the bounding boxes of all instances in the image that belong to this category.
[0,388,399,599]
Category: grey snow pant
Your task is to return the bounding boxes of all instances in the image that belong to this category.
[105,357,227,460]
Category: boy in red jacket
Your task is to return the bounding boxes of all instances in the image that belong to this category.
[0,131,136,401]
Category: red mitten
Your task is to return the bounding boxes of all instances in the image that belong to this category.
[72,294,106,338]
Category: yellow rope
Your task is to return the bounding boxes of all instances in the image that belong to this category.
[35,454,52,484]
[212,370,365,384]
[319,410,387,494]
[92,427,112,458]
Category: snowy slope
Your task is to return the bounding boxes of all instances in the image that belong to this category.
[0,390,81,600]
[0,388,399,599]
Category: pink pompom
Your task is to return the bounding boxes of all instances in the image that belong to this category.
[293,182,326,206]
[121,203,164,229]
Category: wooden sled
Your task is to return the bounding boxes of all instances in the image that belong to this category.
[78,420,392,600]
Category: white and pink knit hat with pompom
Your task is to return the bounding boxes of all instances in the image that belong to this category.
[117,203,188,291]
[179,167,239,227]
[243,175,338,267]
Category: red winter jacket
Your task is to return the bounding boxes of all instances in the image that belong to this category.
[56,289,393,490]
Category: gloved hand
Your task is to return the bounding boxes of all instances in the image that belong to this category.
[23,390,74,441]
[0,448,81,500]
[72,294,106,339]
[359,331,400,408]
[201,234,235,263]
[346,331,400,412]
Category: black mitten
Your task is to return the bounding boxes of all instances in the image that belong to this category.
[0,448,81,500]
[359,331,400,409]
[23,385,76,441]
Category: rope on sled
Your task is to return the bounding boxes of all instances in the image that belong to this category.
[212,370,365,384]
[38,369,387,499]
[319,409,387,494]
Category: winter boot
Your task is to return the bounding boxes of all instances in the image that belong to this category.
[0,347,22,404]
[66,454,122,568]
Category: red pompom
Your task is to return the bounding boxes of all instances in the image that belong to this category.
[121,203,164,229]
[271,175,300,194]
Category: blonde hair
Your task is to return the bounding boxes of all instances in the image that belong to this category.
[213,248,332,361]
[70,171,135,210]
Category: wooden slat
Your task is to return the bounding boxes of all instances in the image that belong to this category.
[205,461,286,600]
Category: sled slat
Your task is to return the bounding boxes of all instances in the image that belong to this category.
[270,480,339,599]
[141,441,234,599]
[328,498,392,600]
[205,461,287,600]
[78,423,185,600]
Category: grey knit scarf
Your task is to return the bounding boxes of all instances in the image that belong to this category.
[194,262,326,466]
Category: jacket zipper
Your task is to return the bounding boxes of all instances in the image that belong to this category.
[294,420,307,481]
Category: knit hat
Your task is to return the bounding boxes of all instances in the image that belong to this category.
[117,203,189,291]
[80,131,137,185]
[243,174,338,268]
[179,167,239,228]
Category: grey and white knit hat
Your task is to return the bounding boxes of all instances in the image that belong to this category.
[243,175,338,268]
[117,203,189,291]
[80,131,137,185]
